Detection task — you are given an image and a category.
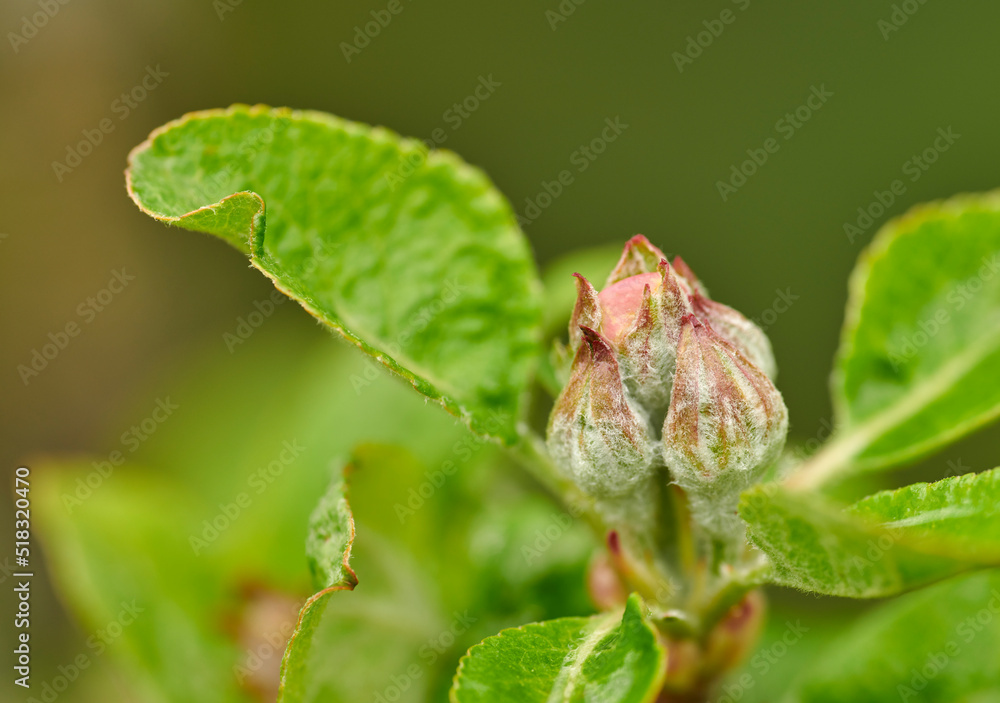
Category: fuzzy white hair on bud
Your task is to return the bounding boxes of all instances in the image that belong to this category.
[548,236,786,534]
[689,294,778,381]
[546,327,656,499]
[662,315,788,536]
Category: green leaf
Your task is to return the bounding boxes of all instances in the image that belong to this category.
[784,570,1000,702]
[304,470,357,592]
[34,468,251,703]
[277,444,597,703]
[38,324,595,702]
[126,104,543,443]
[719,599,858,703]
[450,594,665,703]
[848,467,1000,558]
[278,467,358,703]
[276,444,437,703]
[792,192,1000,488]
[32,329,503,703]
[739,472,1000,598]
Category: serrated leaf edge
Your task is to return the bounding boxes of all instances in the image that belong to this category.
[449,595,666,703]
[125,104,540,445]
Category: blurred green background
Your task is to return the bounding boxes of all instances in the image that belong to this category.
[3,0,1000,700]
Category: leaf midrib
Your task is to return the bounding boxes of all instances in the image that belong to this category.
[547,612,618,702]
[788,325,1000,490]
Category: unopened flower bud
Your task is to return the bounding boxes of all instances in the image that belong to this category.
[549,235,785,514]
[662,315,788,535]
[547,328,656,498]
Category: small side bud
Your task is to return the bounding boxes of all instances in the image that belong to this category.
[662,316,788,535]
[547,328,656,498]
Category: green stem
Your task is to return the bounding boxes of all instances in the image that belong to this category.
[783,431,861,492]
[697,564,768,637]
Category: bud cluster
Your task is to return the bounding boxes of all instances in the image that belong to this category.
[547,236,788,536]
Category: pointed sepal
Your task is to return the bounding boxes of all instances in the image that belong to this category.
[605,235,670,287]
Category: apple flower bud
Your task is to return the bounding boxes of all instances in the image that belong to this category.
[547,328,656,498]
[547,235,787,533]
[662,315,788,535]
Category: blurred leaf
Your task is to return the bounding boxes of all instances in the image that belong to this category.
[739,476,1000,598]
[126,104,543,443]
[35,468,250,703]
[304,470,357,591]
[718,596,863,703]
[450,594,665,703]
[34,327,553,702]
[785,570,1000,702]
[848,467,1000,557]
[276,444,597,703]
[795,193,1000,488]
[129,326,481,593]
[278,465,357,703]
